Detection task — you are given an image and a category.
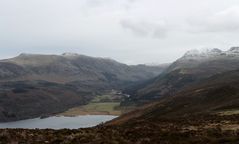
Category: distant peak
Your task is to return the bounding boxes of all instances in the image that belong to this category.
[229,47,239,52]
[184,49,200,56]
[188,48,221,54]
[61,52,79,57]
[182,48,223,59]
[210,48,222,53]
[19,53,29,56]
[18,53,35,57]
[181,46,239,61]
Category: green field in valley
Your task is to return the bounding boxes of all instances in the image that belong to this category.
[59,91,124,116]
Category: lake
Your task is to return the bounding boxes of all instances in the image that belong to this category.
[0,115,117,129]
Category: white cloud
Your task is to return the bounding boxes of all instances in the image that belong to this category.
[84,0,138,9]
[2,0,239,64]
[188,6,239,33]
[120,19,168,38]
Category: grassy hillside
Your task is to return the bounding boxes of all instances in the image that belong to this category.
[60,102,121,116]
[0,81,92,122]
[113,70,239,125]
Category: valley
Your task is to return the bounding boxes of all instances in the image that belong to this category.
[1,48,239,143]
[0,54,166,122]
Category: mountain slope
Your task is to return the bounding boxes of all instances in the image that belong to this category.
[124,47,239,104]
[112,69,239,125]
[0,53,168,122]
[1,53,167,84]
[0,80,90,122]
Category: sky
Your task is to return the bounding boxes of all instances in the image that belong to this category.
[1,0,239,64]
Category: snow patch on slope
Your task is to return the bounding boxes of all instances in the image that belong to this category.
[182,47,239,60]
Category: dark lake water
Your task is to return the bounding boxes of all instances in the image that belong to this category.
[0,115,117,129]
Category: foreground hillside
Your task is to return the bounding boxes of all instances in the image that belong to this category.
[1,69,239,143]
[1,114,238,144]
[115,69,239,124]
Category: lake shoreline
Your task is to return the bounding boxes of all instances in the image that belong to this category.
[56,111,120,117]
[0,115,117,129]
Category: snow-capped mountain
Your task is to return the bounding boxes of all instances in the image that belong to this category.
[165,47,239,73]
[125,47,239,105]
[62,52,80,57]
[227,47,239,55]
[182,47,239,60]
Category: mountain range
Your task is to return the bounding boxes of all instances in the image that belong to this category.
[0,53,167,84]
[1,47,239,143]
[0,53,168,121]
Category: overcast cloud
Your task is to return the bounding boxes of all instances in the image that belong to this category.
[1,0,239,64]
[120,19,168,38]
[188,6,239,33]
